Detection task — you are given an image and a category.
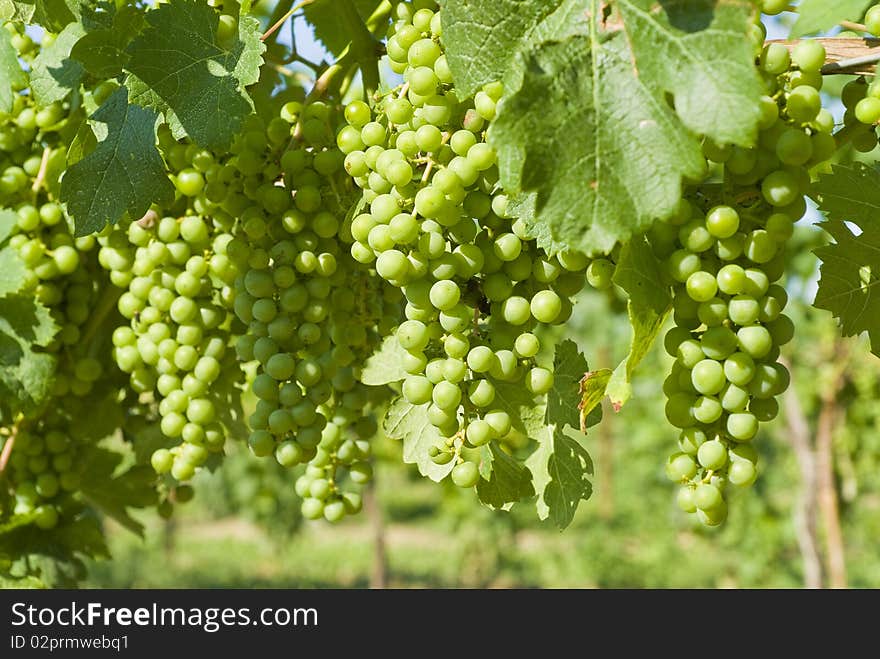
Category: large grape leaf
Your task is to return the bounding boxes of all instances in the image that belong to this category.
[464,0,763,255]
[790,0,872,38]
[0,29,25,115]
[0,296,58,414]
[384,397,454,482]
[29,22,85,107]
[813,163,880,356]
[60,87,174,237]
[525,339,594,528]
[124,0,264,149]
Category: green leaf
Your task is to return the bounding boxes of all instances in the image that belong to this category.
[213,355,248,441]
[813,163,880,356]
[361,335,408,385]
[443,0,587,99]
[0,295,58,414]
[124,0,265,149]
[303,0,384,56]
[0,208,18,245]
[790,0,872,38]
[578,367,612,425]
[0,0,82,31]
[476,442,535,508]
[383,397,453,482]
[0,28,25,115]
[546,338,587,429]
[0,510,109,566]
[488,0,762,255]
[525,339,594,528]
[70,4,145,78]
[605,235,672,408]
[79,446,158,536]
[0,247,27,297]
[60,86,174,237]
[30,22,85,107]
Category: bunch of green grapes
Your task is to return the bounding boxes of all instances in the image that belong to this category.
[96,132,244,484]
[0,26,123,529]
[337,1,602,489]
[223,98,398,523]
[840,77,880,152]
[654,39,834,526]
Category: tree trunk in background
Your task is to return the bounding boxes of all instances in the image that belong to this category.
[817,389,847,589]
[781,370,823,589]
[597,398,614,520]
[365,482,387,589]
[596,345,614,520]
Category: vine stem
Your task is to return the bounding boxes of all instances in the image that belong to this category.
[30,146,51,194]
[261,0,314,42]
[767,38,880,75]
[0,417,23,474]
[840,20,867,33]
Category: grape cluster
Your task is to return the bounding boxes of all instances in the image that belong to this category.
[0,25,122,528]
[841,77,880,153]
[97,133,244,483]
[338,1,598,488]
[223,99,396,522]
[653,39,834,526]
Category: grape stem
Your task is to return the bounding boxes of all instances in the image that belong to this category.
[30,146,51,194]
[839,20,867,33]
[821,52,880,74]
[0,416,24,475]
[261,0,315,42]
[767,38,880,75]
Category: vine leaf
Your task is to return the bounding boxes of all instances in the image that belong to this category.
[813,163,880,356]
[79,446,158,536]
[790,0,872,38]
[30,22,85,107]
[0,295,58,415]
[0,509,109,584]
[453,0,763,255]
[70,3,145,78]
[384,397,454,482]
[0,247,27,297]
[303,0,384,56]
[526,339,595,529]
[0,28,25,114]
[361,335,408,385]
[605,235,672,408]
[476,443,535,509]
[443,0,587,99]
[60,86,174,237]
[124,0,265,149]
[0,208,17,243]
[0,0,81,31]
[576,236,671,417]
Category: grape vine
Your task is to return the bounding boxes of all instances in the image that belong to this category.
[1,0,880,586]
